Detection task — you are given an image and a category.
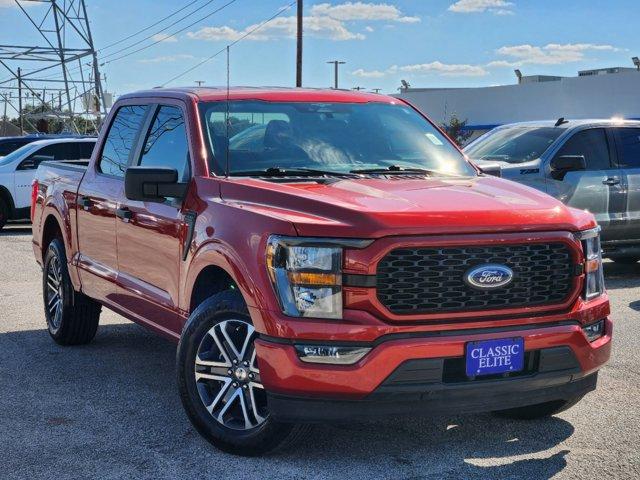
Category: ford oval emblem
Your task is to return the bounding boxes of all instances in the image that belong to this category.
[464,264,514,290]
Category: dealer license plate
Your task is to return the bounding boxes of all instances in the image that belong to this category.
[465,337,524,377]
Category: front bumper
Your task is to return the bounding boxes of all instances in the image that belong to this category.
[254,317,612,421]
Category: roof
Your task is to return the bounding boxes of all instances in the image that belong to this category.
[21,137,97,148]
[119,86,398,104]
[493,118,640,129]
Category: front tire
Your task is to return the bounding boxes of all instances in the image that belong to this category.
[43,238,101,345]
[177,290,308,456]
[493,395,584,420]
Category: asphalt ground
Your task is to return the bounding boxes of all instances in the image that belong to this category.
[1,223,638,479]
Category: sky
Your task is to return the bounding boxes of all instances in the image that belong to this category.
[0,0,639,98]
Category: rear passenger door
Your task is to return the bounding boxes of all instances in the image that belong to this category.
[613,127,640,241]
[547,128,625,241]
[76,105,149,303]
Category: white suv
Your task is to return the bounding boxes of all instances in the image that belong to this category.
[0,137,96,230]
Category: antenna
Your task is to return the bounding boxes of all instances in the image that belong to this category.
[225,45,230,178]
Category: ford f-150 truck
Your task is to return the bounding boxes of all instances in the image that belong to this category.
[31,87,612,456]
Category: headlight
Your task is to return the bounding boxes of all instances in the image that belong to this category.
[577,227,605,300]
[266,236,344,319]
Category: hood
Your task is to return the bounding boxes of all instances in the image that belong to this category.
[220,175,596,238]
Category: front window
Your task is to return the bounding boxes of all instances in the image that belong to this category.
[199,101,475,177]
[465,127,564,164]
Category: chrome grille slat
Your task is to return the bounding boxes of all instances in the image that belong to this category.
[376,243,574,314]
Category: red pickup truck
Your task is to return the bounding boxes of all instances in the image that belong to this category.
[31,87,611,456]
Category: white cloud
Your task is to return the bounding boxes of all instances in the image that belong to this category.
[352,61,488,78]
[152,33,177,43]
[351,68,388,78]
[495,43,618,65]
[449,0,514,15]
[188,2,417,43]
[311,2,420,23]
[399,61,488,76]
[139,54,195,64]
[188,15,365,42]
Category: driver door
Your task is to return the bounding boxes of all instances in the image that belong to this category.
[547,128,625,241]
[114,102,191,336]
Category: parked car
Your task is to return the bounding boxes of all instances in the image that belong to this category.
[31,88,611,456]
[0,133,90,158]
[465,119,640,262]
[0,138,96,230]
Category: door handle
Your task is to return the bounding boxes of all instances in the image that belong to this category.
[602,177,620,186]
[78,197,92,210]
[116,207,133,222]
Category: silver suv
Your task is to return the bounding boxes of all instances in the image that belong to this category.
[465,119,640,263]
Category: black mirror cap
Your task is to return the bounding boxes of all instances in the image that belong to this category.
[475,163,502,177]
[125,166,186,202]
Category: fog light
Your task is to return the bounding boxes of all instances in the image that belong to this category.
[295,345,371,364]
[583,319,605,342]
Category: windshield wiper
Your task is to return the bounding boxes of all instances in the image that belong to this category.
[350,165,437,175]
[230,167,359,178]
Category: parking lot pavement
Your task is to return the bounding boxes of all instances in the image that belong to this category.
[1,224,639,480]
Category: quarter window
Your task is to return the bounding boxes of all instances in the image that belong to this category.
[98,105,148,177]
[554,129,611,170]
[614,128,640,168]
[139,105,190,181]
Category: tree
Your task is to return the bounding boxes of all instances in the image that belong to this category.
[441,115,473,147]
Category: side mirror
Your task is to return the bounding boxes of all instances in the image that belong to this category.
[18,154,54,170]
[474,162,502,177]
[550,155,586,180]
[124,166,187,202]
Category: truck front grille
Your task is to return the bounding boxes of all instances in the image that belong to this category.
[376,243,574,315]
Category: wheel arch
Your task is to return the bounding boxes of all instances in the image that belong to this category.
[0,185,15,218]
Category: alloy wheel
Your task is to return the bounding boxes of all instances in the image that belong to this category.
[194,319,268,430]
[46,254,63,330]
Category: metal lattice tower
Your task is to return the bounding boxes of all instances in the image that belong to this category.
[0,0,106,133]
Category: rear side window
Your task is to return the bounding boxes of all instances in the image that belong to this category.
[98,105,148,177]
[614,128,640,168]
[78,142,96,159]
[32,143,74,160]
[554,128,611,170]
[138,105,190,181]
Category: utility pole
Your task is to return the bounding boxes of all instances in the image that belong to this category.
[327,60,345,89]
[17,67,23,135]
[195,80,205,86]
[372,88,382,93]
[296,0,303,87]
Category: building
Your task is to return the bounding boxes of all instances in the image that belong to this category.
[397,67,640,142]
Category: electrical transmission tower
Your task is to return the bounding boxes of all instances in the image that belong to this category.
[0,0,106,133]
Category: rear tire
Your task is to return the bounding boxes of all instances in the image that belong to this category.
[0,198,8,231]
[493,395,584,420]
[611,256,640,265]
[43,238,101,345]
[177,289,309,456]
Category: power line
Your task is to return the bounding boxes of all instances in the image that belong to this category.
[102,0,238,66]
[161,0,296,86]
[99,0,203,52]
[15,0,224,83]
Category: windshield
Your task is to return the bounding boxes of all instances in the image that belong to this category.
[199,101,476,177]
[0,143,37,167]
[465,127,564,164]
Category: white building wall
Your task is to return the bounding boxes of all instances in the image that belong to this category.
[398,71,640,128]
